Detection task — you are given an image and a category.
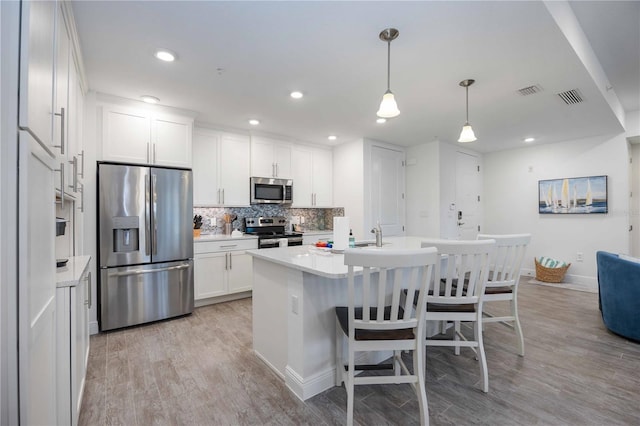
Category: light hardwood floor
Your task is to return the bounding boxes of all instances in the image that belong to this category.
[79,282,640,425]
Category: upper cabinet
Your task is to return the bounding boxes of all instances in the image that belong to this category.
[250,136,292,179]
[292,145,333,207]
[102,104,193,168]
[18,0,57,155]
[152,115,192,167]
[193,129,250,206]
[18,1,84,201]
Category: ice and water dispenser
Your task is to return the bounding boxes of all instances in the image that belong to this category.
[112,216,140,253]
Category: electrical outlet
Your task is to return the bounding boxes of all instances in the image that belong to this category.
[300,216,305,224]
[577,252,584,262]
[291,295,299,314]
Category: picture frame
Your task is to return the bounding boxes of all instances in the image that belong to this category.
[538,175,608,214]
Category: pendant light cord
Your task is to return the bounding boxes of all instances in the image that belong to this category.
[387,41,391,91]
[465,85,469,124]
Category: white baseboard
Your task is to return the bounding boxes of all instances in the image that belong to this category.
[285,365,335,402]
[194,291,252,308]
[526,279,598,293]
[284,350,391,401]
[254,350,285,380]
[521,269,597,292]
[89,321,99,335]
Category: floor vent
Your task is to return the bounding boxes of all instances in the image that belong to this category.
[517,84,543,96]
[557,89,584,105]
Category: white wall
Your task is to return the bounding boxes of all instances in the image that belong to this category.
[333,139,364,238]
[406,142,440,237]
[1,1,20,421]
[82,92,99,334]
[483,133,630,289]
[631,143,640,256]
[627,109,640,138]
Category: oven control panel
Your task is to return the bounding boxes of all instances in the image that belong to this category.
[245,217,287,227]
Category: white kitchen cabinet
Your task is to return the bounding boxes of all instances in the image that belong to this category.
[18,131,58,425]
[102,104,193,168]
[194,252,227,299]
[151,114,192,168]
[251,136,292,178]
[55,4,85,200]
[194,238,257,302]
[292,145,333,207]
[55,256,91,426]
[193,129,250,206]
[102,105,151,164]
[302,232,333,245]
[18,0,57,153]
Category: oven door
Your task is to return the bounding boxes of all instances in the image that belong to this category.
[259,237,302,248]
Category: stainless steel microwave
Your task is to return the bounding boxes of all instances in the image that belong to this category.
[250,177,293,205]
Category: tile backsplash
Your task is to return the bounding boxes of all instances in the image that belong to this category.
[193,205,345,233]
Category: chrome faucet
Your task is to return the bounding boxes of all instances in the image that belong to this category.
[371,222,383,247]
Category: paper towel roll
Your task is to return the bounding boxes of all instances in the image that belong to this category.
[333,217,350,251]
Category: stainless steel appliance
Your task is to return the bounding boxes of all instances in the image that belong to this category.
[250,177,293,205]
[244,217,303,248]
[98,163,194,331]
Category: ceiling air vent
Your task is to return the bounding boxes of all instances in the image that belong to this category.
[517,84,543,96]
[557,89,584,105]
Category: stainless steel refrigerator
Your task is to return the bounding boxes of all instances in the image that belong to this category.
[98,163,194,331]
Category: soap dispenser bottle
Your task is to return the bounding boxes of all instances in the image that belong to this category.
[349,229,355,248]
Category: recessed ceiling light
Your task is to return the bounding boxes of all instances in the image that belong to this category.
[376,118,387,124]
[154,49,176,62]
[249,119,260,126]
[141,95,160,104]
[290,91,304,99]
[524,137,535,143]
[328,135,337,141]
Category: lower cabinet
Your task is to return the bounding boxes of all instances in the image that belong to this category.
[302,232,333,245]
[194,238,257,303]
[56,257,91,426]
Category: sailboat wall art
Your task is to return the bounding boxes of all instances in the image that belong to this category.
[538,175,608,214]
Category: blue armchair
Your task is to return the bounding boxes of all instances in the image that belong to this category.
[596,251,640,342]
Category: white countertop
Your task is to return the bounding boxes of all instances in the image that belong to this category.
[247,236,429,279]
[56,255,91,288]
[194,233,258,242]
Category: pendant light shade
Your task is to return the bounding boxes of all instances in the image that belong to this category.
[377,90,400,118]
[377,28,400,118]
[458,79,477,143]
[458,123,477,143]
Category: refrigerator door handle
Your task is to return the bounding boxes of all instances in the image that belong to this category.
[145,174,151,256]
[107,263,190,277]
[152,173,158,255]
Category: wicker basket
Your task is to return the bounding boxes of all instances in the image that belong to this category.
[535,258,570,283]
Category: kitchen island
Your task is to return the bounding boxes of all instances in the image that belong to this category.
[247,236,433,401]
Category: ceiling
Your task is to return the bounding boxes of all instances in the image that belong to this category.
[71,1,640,153]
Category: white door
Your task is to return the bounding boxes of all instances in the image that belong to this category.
[227,252,253,293]
[192,131,220,205]
[19,131,58,425]
[152,115,192,168]
[312,148,333,207]
[102,106,150,164]
[292,146,313,207]
[219,133,250,206]
[250,137,275,177]
[456,151,481,240]
[370,145,405,236]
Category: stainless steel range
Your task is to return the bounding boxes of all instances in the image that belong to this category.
[244,217,303,248]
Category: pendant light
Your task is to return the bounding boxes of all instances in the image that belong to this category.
[376,28,400,118]
[458,79,477,142]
